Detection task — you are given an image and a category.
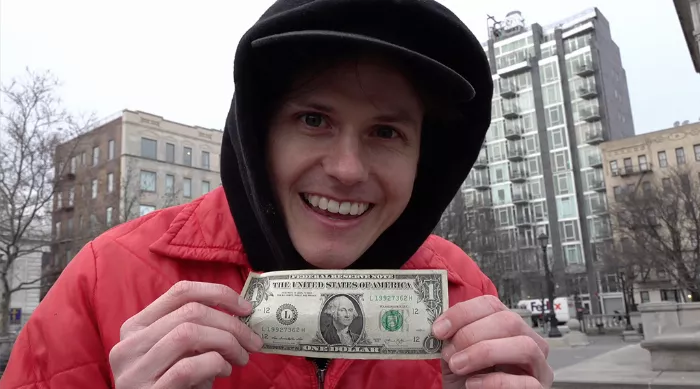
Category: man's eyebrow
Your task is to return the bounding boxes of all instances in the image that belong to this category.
[288,100,420,125]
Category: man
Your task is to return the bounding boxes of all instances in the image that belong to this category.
[321,295,361,346]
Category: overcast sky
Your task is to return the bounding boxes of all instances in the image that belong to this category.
[2,0,699,135]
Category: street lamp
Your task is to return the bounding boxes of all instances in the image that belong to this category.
[618,271,635,331]
[538,233,562,338]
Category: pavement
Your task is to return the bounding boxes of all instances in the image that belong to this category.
[553,343,700,388]
[547,334,628,371]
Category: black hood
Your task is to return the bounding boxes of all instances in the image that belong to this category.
[221,0,493,272]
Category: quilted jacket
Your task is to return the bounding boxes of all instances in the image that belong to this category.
[0,188,497,389]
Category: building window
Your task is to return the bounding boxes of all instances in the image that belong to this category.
[642,181,652,196]
[638,155,648,171]
[70,156,77,174]
[166,143,175,163]
[640,291,650,303]
[609,160,618,175]
[67,218,73,234]
[695,144,700,161]
[201,151,210,169]
[183,178,192,198]
[106,207,113,226]
[623,158,632,174]
[69,188,74,206]
[140,171,157,192]
[202,180,211,194]
[165,174,175,194]
[92,146,100,166]
[141,138,157,159]
[662,177,671,190]
[81,152,86,166]
[139,205,156,217]
[613,186,623,201]
[55,222,61,240]
[107,173,114,193]
[183,147,193,166]
[658,151,668,167]
[108,140,115,160]
[92,179,98,199]
[676,147,686,165]
[661,289,680,303]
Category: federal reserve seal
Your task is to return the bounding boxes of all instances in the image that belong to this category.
[380,309,403,332]
[276,303,298,326]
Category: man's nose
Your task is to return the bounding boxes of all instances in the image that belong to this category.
[322,132,369,186]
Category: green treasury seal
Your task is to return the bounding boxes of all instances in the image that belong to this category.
[381,309,403,332]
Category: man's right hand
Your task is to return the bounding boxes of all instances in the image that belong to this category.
[109,281,263,389]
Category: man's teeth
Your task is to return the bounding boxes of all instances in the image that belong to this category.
[304,194,369,216]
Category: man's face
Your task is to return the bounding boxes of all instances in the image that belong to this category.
[267,57,424,269]
[334,297,356,327]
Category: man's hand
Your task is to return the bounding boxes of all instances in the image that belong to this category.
[109,281,263,389]
[433,295,554,389]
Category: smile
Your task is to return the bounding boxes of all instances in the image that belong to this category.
[301,193,373,218]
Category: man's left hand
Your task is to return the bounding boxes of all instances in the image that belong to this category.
[432,295,554,389]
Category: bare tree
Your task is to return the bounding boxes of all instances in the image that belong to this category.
[0,69,94,334]
[609,167,700,301]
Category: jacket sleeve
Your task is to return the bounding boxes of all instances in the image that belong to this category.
[0,242,112,389]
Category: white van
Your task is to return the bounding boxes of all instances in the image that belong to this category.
[517,297,572,325]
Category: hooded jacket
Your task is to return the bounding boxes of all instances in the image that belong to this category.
[0,1,496,388]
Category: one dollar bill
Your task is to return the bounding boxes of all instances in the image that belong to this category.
[240,269,448,360]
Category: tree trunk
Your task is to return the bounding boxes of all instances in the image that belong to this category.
[0,293,11,335]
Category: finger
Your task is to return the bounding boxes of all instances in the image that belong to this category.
[152,351,232,389]
[118,302,263,356]
[143,322,250,378]
[432,295,505,339]
[441,310,548,361]
[122,281,252,337]
[447,336,552,385]
[464,372,544,389]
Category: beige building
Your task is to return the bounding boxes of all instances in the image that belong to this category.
[51,110,223,270]
[600,120,700,305]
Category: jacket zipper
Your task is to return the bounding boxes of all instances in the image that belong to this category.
[308,358,329,389]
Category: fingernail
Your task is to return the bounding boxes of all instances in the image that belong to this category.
[465,376,484,389]
[449,351,469,373]
[238,295,252,311]
[433,319,451,337]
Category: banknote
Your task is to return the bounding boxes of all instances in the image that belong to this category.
[239,269,448,360]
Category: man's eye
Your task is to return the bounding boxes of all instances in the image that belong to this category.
[374,126,399,139]
[301,113,325,127]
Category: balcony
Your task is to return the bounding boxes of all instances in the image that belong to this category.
[515,216,532,228]
[580,108,601,122]
[578,85,598,99]
[510,169,528,183]
[588,156,603,168]
[619,163,653,176]
[590,204,608,216]
[576,61,596,77]
[502,102,520,119]
[499,81,518,98]
[585,129,605,144]
[504,125,523,140]
[507,147,525,161]
[512,192,531,204]
[497,51,533,77]
[473,156,489,169]
[591,180,606,192]
[474,178,490,190]
[475,198,493,208]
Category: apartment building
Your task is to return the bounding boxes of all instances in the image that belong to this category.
[51,110,222,270]
[600,120,700,305]
[674,0,700,73]
[463,8,635,313]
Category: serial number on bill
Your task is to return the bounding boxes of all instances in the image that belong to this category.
[369,295,413,302]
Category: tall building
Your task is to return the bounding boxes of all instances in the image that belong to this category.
[674,0,700,73]
[463,8,635,313]
[600,120,700,305]
[50,110,223,272]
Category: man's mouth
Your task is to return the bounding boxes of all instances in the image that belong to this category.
[301,193,373,220]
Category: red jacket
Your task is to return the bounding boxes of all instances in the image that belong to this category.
[0,188,497,389]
